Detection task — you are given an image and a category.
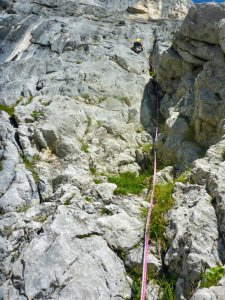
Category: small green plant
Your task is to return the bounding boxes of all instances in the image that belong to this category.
[81,142,89,153]
[94,178,101,184]
[129,270,142,300]
[24,95,33,105]
[87,116,92,129]
[4,225,13,237]
[157,275,176,300]
[0,161,3,171]
[31,110,44,121]
[0,104,14,116]
[22,155,39,183]
[141,143,153,154]
[200,266,225,288]
[97,120,103,128]
[142,182,174,249]
[90,166,97,175]
[100,207,112,215]
[85,196,93,203]
[64,199,70,205]
[0,97,23,117]
[35,215,47,223]
[81,93,90,100]
[17,205,30,213]
[149,70,155,78]
[40,99,50,106]
[98,95,107,102]
[108,172,150,195]
[175,169,191,184]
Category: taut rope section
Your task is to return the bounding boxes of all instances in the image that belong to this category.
[140,79,159,300]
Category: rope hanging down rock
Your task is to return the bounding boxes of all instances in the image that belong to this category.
[140,79,159,300]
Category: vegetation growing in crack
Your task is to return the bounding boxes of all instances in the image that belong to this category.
[200,266,225,288]
[89,164,97,175]
[0,98,22,117]
[81,142,89,153]
[64,199,71,205]
[107,172,150,195]
[22,154,40,183]
[17,205,30,213]
[99,207,112,215]
[35,215,48,223]
[23,95,33,105]
[175,169,192,184]
[0,161,3,171]
[31,110,44,121]
[141,181,174,250]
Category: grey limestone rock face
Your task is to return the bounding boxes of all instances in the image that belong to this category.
[150,4,225,167]
[0,0,187,298]
[148,3,225,299]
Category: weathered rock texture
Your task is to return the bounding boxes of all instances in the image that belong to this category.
[149,3,225,299]
[3,1,225,300]
[0,0,189,299]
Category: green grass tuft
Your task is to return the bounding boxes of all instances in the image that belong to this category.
[142,182,174,249]
[175,169,191,184]
[141,143,153,154]
[81,142,89,153]
[35,215,47,223]
[64,199,71,205]
[85,196,93,203]
[0,98,22,117]
[107,172,150,195]
[17,205,30,213]
[98,95,107,102]
[31,110,44,121]
[24,95,33,105]
[94,178,101,184]
[81,93,90,100]
[22,155,40,183]
[200,266,225,288]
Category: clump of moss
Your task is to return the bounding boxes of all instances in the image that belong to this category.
[107,172,150,195]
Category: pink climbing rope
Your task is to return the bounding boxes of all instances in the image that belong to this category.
[140,79,159,300]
